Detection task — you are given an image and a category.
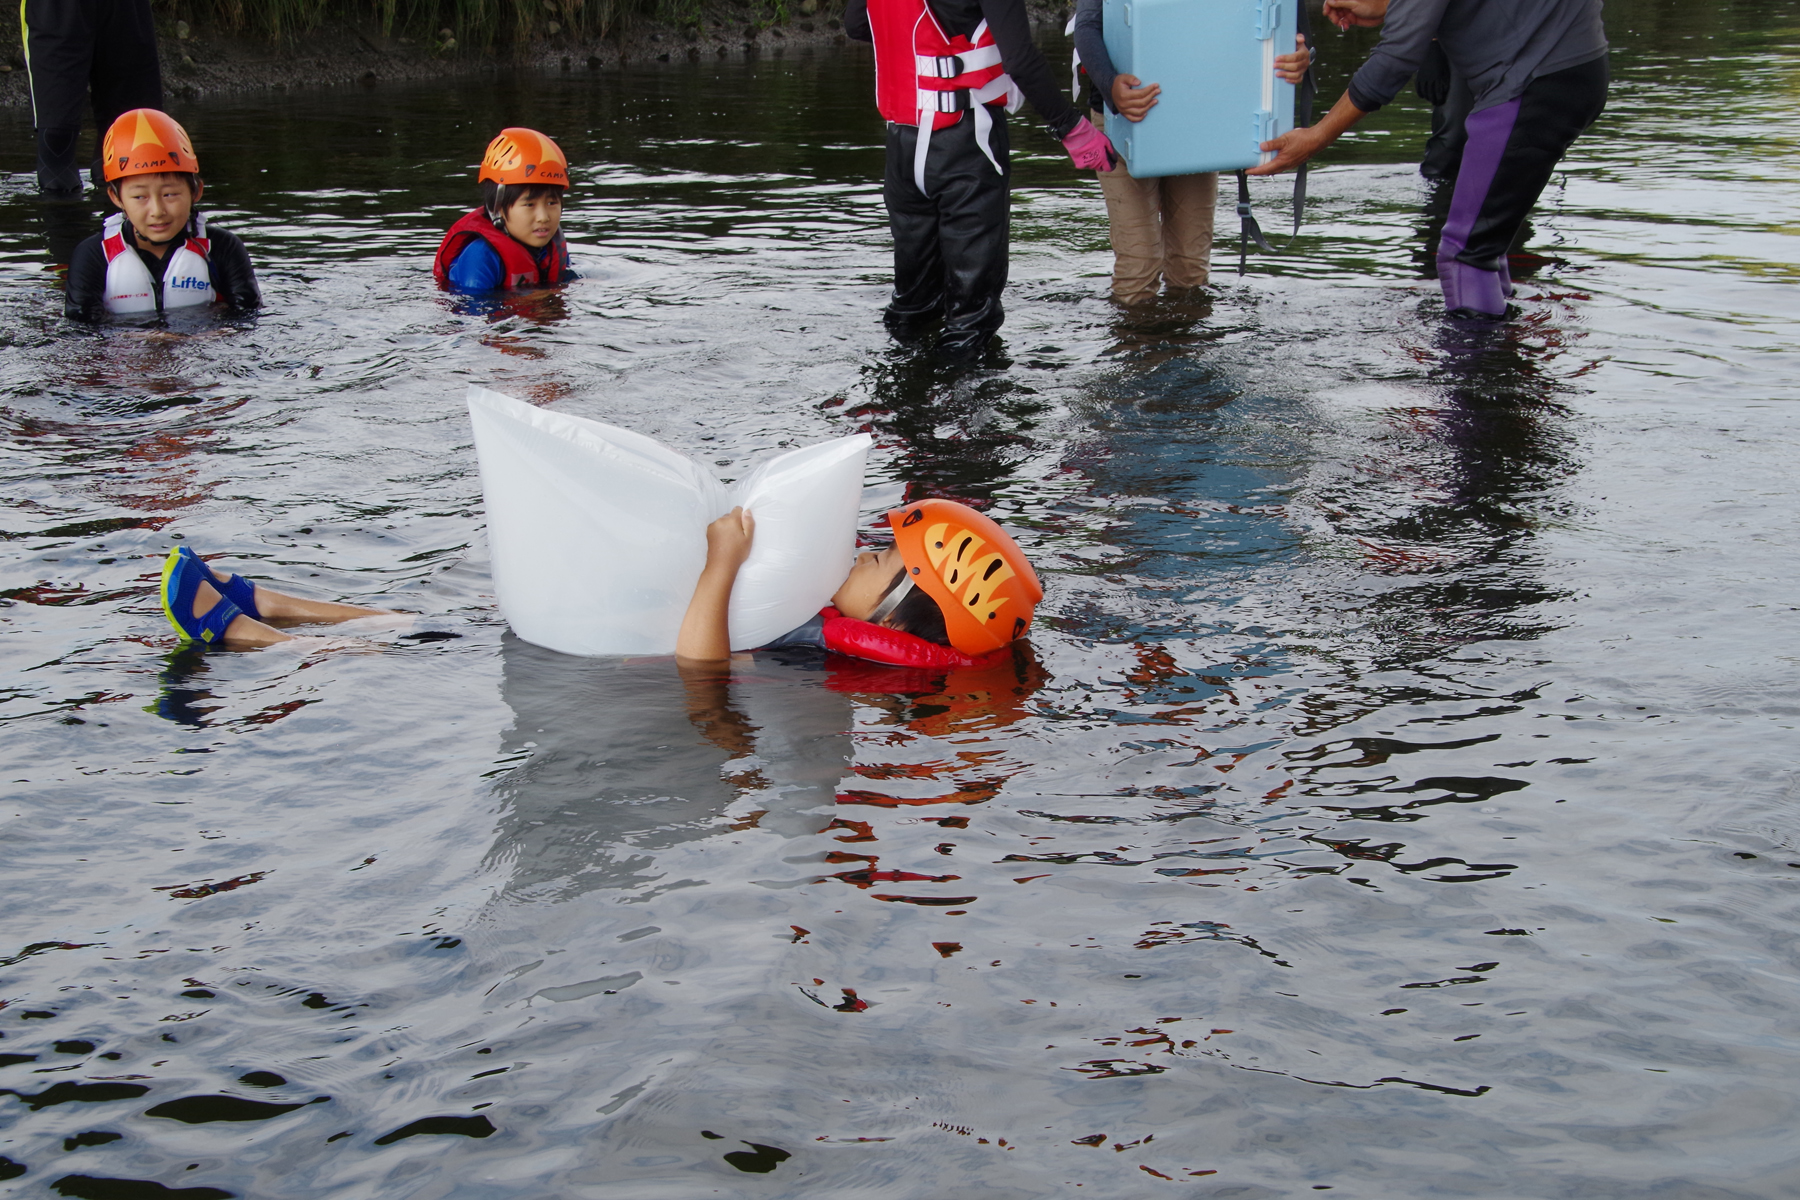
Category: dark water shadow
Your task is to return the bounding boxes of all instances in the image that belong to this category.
[1349,320,1585,662]
[145,646,220,727]
[847,346,1050,500]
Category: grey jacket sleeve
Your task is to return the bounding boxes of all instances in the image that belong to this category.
[1072,0,1118,114]
[1346,0,1451,112]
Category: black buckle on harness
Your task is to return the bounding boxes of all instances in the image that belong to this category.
[1235,170,1278,275]
[931,53,966,78]
[1231,55,1316,274]
[928,89,972,113]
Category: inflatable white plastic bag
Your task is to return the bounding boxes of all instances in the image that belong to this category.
[727,435,873,649]
[467,386,871,656]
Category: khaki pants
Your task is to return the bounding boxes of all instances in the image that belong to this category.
[1096,113,1218,304]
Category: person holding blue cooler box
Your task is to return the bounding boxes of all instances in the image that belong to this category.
[1071,1,1313,304]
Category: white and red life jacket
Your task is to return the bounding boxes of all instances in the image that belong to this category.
[432,209,569,290]
[868,0,1023,195]
[101,211,215,315]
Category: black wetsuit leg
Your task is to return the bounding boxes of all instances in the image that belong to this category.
[1437,54,1608,316]
[23,0,162,193]
[883,109,1012,357]
[88,0,163,182]
[1460,55,1608,271]
[1421,67,1473,181]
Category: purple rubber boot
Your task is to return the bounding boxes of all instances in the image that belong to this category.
[1436,98,1520,317]
[1439,258,1509,317]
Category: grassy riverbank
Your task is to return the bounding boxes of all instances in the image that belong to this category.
[164,0,732,48]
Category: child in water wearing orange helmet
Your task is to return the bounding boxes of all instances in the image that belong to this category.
[434,128,576,293]
[64,108,261,321]
[675,499,1041,667]
[158,500,1040,670]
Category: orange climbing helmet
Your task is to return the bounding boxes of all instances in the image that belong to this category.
[102,108,199,183]
[885,499,1043,656]
[479,128,569,188]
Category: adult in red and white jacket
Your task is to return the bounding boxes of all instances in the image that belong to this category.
[846,0,1114,358]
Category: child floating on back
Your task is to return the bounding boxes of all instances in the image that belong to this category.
[674,499,1042,667]
[159,499,1041,674]
[434,128,575,292]
[64,108,261,321]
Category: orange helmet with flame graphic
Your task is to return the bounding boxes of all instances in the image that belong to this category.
[102,109,199,182]
[479,128,569,188]
[887,499,1042,656]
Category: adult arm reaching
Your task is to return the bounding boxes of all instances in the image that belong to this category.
[1322,0,1387,30]
[1250,0,1415,176]
[1248,90,1369,176]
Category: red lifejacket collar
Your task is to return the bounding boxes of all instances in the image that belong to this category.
[818,606,1004,670]
[432,207,567,289]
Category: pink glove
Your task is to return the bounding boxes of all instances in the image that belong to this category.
[1062,117,1117,172]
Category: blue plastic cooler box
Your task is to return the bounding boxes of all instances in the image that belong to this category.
[1100,0,1296,179]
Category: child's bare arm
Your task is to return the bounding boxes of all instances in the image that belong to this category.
[1274,33,1313,84]
[1111,74,1160,122]
[675,507,755,664]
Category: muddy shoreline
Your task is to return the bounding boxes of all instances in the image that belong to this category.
[0,2,1069,110]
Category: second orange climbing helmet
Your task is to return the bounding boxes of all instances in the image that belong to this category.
[479,128,569,188]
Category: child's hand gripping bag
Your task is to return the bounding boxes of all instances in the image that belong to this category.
[466,386,871,656]
[727,434,872,650]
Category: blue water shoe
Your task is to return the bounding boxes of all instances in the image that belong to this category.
[177,545,261,618]
[160,547,247,645]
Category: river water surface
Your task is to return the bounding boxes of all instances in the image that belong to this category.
[3,4,1800,1197]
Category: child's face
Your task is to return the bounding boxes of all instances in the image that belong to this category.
[109,173,198,246]
[502,189,563,248]
[832,545,907,621]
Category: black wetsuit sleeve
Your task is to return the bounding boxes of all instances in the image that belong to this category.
[63,232,108,321]
[844,0,871,42]
[205,227,261,311]
[976,0,1081,136]
[1072,0,1115,114]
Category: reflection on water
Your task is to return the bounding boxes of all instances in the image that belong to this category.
[4,1,1800,1195]
[490,638,854,900]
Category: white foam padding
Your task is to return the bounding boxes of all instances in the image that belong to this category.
[467,385,871,656]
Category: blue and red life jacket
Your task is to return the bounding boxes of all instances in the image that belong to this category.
[432,208,569,289]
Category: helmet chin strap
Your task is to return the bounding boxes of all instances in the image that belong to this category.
[865,575,915,626]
